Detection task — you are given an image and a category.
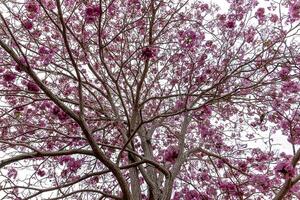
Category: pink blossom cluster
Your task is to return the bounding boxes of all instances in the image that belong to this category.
[59,156,83,173]
[270,14,279,23]
[108,3,117,16]
[197,105,212,119]
[288,126,300,144]
[37,169,46,177]
[281,81,300,94]
[274,160,296,179]
[141,46,157,60]
[289,1,300,20]
[195,74,207,84]
[218,13,238,29]
[219,181,241,196]
[238,161,248,172]
[3,72,16,82]
[25,0,40,19]
[178,30,203,50]
[244,27,256,43]
[196,53,207,66]
[255,8,266,24]
[225,20,236,29]
[15,58,26,72]
[38,46,54,65]
[51,105,69,122]
[23,20,33,30]
[127,0,141,10]
[174,99,185,110]
[173,188,210,200]
[163,146,179,164]
[40,101,52,110]
[85,5,101,23]
[197,124,211,138]
[25,1,40,13]
[7,168,18,179]
[278,67,290,80]
[250,174,271,192]
[26,81,40,92]
[199,3,209,11]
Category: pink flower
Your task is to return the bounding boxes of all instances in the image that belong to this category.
[217,14,226,22]
[40,101,51,110]
[288,127,300,144]
[178,30,199,49]
[32,30,42,38]
[45,0,55,10]
[57,111,69,121]
[281,81,300,93]
[199,105,212,118]
[197,124,211,138]
[85,5,101,16]
[67,158,82,172]
[8,168,17,179]
[38,46,49,55]
[184,189,201,200]
[128,0,141,10]
[205,40,213,47]
[274,160,296,179]
[199,172,210,181]
[175,99,185,110]
[51,105,60,115]
[255,8,265,19]
[164,146,179,163]
[244,27,256,43]
[195,74,207,84]
[3,72,16,82]
[200,3,209,11]
[278,67,290,80]
[59,156,72,165]
[26,82,40,92]
[173,191,183,200]
[23,20,33,30]
[225,20,236,29]
[15,58,26,72]
[255,8,266,24]
[108,3,117,16]
[85,5,101,23]
[59,156,83,173]
[250,175,271,192]
[141,47,157,60]
[289,1,300,20]
[37,169,46,177]
[25,1,40,13]
[270,14,279,23]
[238,161,248,172]
[219,181,239,195]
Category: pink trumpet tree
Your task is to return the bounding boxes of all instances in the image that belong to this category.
[1,0,300,199]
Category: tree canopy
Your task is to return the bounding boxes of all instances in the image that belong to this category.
[1,0,300,199]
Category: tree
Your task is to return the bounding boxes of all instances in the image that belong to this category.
[0,0,300,199]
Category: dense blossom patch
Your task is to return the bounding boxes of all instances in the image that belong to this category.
[26,81,40,92]
[289,1,300,20]
[23,20,33,30]
[3,72,16,82]
[25,1,40,13]
[274,160,296,179]
[164,146,179,164]
[178,30,202,49]
[141,46,157,60]
[85,5,101,23]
